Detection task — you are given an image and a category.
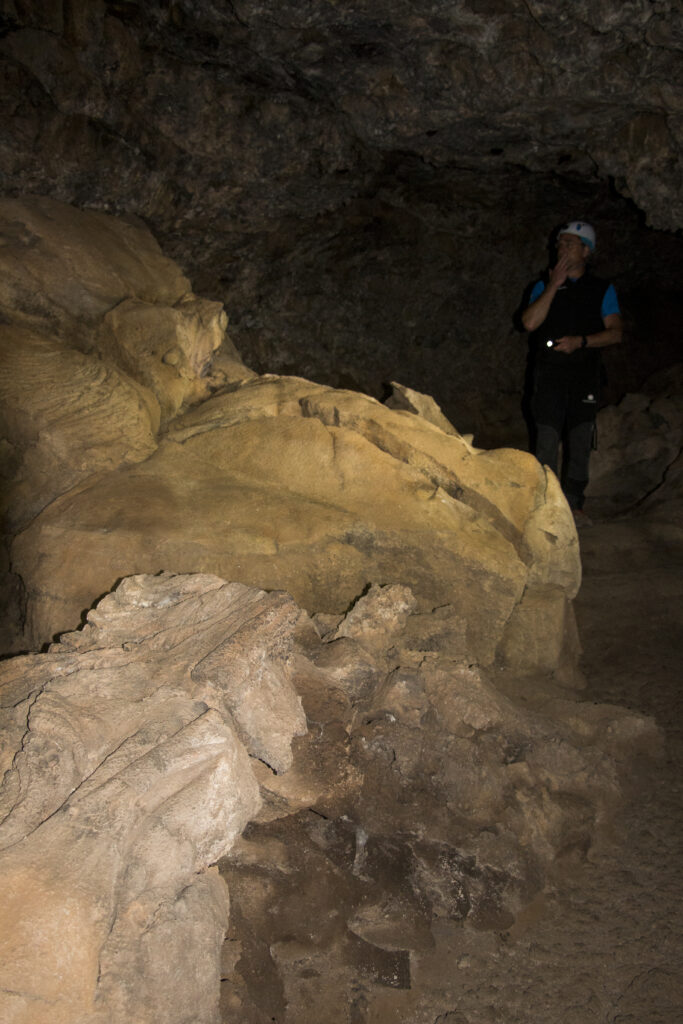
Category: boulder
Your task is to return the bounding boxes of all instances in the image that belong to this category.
[0,323,158,531]
[13,373,581,679]
[586,366,683,515]
[0,572,306,1024]
[638,448,683,528]
[1,198,580,681]
[0,195,190,328]
[0,196,253,532]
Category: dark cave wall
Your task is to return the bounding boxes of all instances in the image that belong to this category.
[1,0,682,445]
[192,167,682,445]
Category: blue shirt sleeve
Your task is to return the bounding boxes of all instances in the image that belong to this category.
[529,280,545,304]
[601,284,620,318]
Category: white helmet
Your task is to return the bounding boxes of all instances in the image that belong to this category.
[557,220,596,251]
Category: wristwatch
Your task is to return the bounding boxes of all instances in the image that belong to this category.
[581,335,588,348]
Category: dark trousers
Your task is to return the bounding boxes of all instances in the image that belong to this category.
[535,420,595,509]
[533,360,598,510]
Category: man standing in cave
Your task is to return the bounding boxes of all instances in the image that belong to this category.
[521,220,623,526]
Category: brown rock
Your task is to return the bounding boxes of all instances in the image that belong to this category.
[586,375,683,515]
[0,196,189,326]
[0,323,158,530]
[11,369,581,679]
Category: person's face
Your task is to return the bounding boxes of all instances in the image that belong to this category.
[556,233,590,271]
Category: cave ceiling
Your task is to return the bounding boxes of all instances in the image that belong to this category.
[1,0,682,435]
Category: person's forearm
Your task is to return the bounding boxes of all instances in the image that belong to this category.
[521,281,560,331]
[553,325,623,354]
[583,325,622,348]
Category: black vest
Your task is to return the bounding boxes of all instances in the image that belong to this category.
[531,273,607,375]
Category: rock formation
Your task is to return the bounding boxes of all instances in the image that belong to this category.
[2,197,581,685]
[586,363,683,516]
[0,195,669,1023]
[13,370,585,676]
[0,195,251,531]
[219,579,660,1022]
[0,195,252,649]
[0,572,658,1023]
[2,1,682,1013]
[0,572,305,1024]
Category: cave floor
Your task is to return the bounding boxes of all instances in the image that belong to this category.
[392,513,683,1024]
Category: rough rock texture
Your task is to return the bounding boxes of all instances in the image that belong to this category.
[586,363,683,515]
[218,580,660,1023]
[0,572,659,1024]
[0,195,252,532]
[3,0,683,231]
[0,197,676,1022]
[0,571,307,1024]
[1,199,584,679]
[11,367,582,680]
[0,11,680,1016]
[1,2,683,436]
[0,196,253,650]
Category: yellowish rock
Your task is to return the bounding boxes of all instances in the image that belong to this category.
[0,324,158,529]
[14,392,529,664]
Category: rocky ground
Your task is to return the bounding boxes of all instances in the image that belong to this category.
[216,509,683,1024]
[367,512,683,1024]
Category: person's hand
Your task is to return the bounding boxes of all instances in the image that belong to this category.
[549,253,570,289]
[553,335,582,354]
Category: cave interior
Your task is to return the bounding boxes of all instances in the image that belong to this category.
[1,0,682,450]
[2,4,683,1024]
